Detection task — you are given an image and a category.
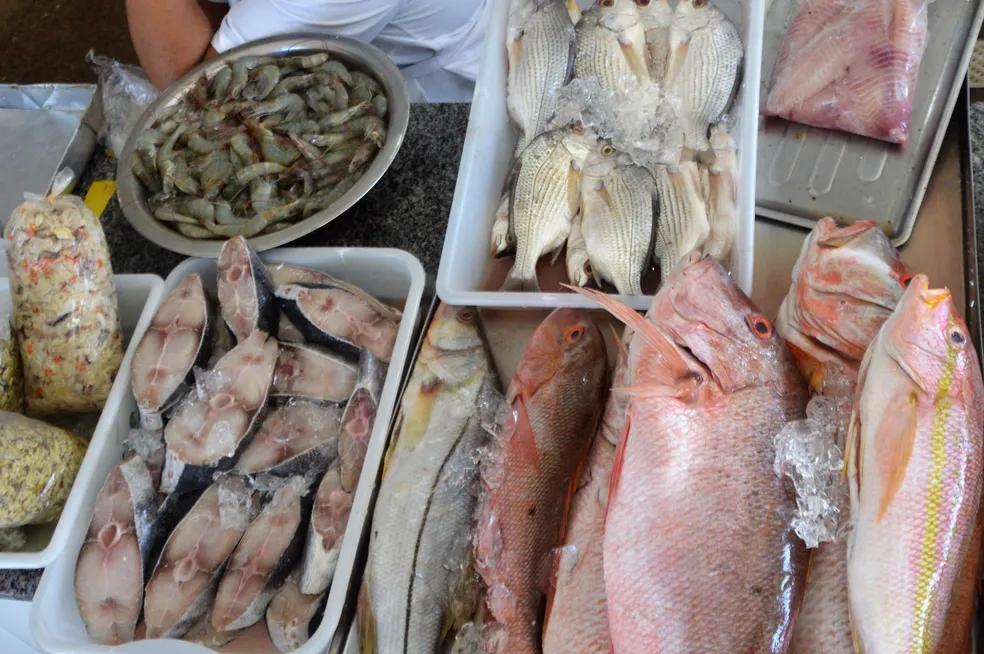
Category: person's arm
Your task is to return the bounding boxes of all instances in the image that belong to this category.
[126,0,228,89]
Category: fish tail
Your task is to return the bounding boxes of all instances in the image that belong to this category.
[501,266,540,292]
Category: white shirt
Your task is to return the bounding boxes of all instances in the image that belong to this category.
[211,0,490,102]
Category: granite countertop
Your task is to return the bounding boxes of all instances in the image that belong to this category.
[0,102,470,602]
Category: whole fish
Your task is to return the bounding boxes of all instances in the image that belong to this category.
[775,218,909,654]
[143,476,258,639]
[845,274,984,653]
[267,570,326,653]
[475,308,609,654]
[576,142,656,295]
[74,456,159,645]
[502,126,596,292]
[217,236,278,342]
[574,0,650,93]
[271,341,358,403]
[666,0,743,153]
[339,349,387,492]
[212,476,311,632]
[572,253,809,652]
[300,463,352,595]
[161,331,278,495]
[652,161,710,274]
[640,0,673,83]
[130,274,214,431]
[777,217,910,394]
[358,304,498,653]
[507,0,578,154]
[275,282,400,362]
[702,124,739,264]
[234,399,342,476]
[542,433,616,654]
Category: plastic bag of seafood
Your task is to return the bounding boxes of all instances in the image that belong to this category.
[5,169,124,415]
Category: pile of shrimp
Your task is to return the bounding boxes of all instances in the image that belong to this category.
[128,51,389,240]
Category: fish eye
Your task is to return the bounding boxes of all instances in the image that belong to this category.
[950,328,967,346]
[600,0,615,7]
[636,0,651,6]
[565,326,584,343]
[746,314,774,339]
[693,0,707,7]
[571,123,586,135]
[458,309,475,323]
[899,273,915,288]
[601,144,615,157]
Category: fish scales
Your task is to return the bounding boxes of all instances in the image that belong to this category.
[653,161,709,274]
[579,154,656,295]
[776,218,910,654]
[571,254,808,653]
[667,1,743,153]
[475,308,609,654]
[846,275,984,653]
[358,304,497,654]
[507,0,577,154]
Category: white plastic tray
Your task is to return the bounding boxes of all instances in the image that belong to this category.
[0,274,165,569]
[31,248,426,654]
[437,0,764,309]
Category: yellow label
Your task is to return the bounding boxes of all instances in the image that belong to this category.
[84,181,117,218]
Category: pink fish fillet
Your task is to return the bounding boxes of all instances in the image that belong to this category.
[765,0,928,145]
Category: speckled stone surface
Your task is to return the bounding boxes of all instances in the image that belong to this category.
[0,102,468,602]
[969,102,984,285]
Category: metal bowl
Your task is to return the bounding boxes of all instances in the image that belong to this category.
[117,34,410,258]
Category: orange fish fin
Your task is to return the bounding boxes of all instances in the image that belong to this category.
[875,390,918,522]
[512,395,542,475]
[784,338,824,390]
[564,285,689,381]
[611,324,629,362]
[843,342,875,485]
[605,414,631,526]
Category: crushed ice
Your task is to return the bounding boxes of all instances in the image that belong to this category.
[773,396,845,548]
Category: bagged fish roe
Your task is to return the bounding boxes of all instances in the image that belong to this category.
[5,171,123,416]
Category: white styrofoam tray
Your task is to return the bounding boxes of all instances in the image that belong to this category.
[437,0,764,309]
[0,274,165,569]
[31,248,425,654]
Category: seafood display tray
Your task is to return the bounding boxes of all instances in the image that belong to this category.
[30,248,425,654]
[0,84,102,234]
[755,0,984,244]
[0,274,165,569]
[437,0,765,310]
[116,35,410,259]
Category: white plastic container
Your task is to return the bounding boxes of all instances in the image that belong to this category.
[31,248,426,654]
[0,274,165,569]
[438,0,764,309]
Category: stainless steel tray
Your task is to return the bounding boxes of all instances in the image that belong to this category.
[0,84,102,227]
[755,0,984,245]
[116,34,410,259]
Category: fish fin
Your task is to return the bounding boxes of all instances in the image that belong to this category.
[356,581,376,654]
[784,338,825,391]
[565,21,578,83]
[564,284,690,382]
[549,244,565,266]
[605,414,631,525]
[843,341,875,485]
[618,35,650,85]
[501,268,541,292]
[875,390,918,522]
[612,325,630,363]
[512,395,542,474]
[506,28,523,81]
[613,377,698,399]
[665,32,689,86]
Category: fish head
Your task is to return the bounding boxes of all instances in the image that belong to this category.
[426,304,483,354]
[581,140,619,178]
[638,0,672,28]
[673,0,721,32]
[563,124,602,169]
[594,0,642,32]
[513,308,607,398]
[883,275,975,397]
[790,217,909,362]
[652,252,787,393]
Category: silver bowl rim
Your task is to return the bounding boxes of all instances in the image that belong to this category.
[117,33,410,258]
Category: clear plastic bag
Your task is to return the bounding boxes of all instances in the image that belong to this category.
[0,309,25,414]
[763,0,928,145]
[0,411,88,528]
[86,50,159,157]
[5,171,124,416]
